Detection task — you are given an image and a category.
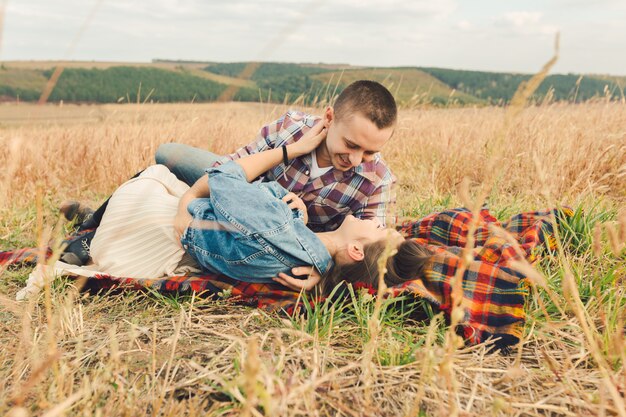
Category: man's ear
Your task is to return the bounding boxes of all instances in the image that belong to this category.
[324,106,334,128]
[346,241,364,262]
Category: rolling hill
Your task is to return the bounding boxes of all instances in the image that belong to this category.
[1,60,624,106]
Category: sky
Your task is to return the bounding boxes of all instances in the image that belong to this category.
[2,0,625,75]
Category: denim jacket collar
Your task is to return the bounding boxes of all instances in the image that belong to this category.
[292,219,334,275]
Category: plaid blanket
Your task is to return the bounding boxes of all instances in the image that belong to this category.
[1,207,567,348]
[394,207,568,347]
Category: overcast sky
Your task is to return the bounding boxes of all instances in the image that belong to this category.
[2,0,625,75]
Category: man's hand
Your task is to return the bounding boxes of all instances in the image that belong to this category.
[272,266,321,291]
[287,121,327,158]
[282,192,308,224]
[173,210,193,243]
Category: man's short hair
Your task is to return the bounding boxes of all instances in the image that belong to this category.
[334,80,397,129]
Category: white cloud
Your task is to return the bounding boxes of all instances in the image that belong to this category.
[1,0,625,74]
[493,11,559,37]
[6,1,83,21]
[456,19,472,31]
[499,11,543,27]
[333,0,455,15]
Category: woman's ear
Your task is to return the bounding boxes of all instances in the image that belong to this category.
[346,241,364,262]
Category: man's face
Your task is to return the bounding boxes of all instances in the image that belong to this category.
[318,107,394,171]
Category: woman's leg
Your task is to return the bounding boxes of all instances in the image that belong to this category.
[155,143,222,186]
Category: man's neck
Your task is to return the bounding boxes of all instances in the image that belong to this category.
[315,141,332,168]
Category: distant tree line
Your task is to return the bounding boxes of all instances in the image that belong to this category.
[205,62,332,104]
[45,67,228,103]
[205,62,330,79]
[2,62,624,106]
[0,85,41,101]
[419,67,626,104]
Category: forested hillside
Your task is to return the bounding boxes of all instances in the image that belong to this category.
[1,61,624,105]
[47,67,227,102]
[419,67,624,104]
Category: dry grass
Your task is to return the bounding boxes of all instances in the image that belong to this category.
[0,100,625,416]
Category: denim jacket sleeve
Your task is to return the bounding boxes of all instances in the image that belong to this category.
[184,161,333,279]
[202,161,291,235]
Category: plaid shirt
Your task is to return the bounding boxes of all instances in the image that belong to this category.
[216,111,396,232]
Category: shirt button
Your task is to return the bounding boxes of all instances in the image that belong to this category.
[305,170,310,175]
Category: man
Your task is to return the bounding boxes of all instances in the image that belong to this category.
[62,80,398,274]
[156,79,397,232]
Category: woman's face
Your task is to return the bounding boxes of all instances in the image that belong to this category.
[338,215,404,246]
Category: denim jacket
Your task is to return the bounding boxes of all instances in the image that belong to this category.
[180,161,333,283]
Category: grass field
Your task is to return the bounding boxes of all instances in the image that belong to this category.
[0,100,625,416]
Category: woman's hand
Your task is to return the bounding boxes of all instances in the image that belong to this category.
[282,192,308,224]
[272,266,321,291]
[287,121,327,158]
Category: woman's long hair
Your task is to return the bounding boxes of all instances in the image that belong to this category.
[320,239,433,294]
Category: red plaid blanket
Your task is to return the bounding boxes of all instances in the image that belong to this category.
[1,207,567,348]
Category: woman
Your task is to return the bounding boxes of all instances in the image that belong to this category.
[83,125,432,293]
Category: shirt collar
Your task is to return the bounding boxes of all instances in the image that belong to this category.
[306,150,381,183]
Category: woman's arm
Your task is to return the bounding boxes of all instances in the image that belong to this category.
[236,122,327,182]
[174,122,325,238]
[174,173,210,238]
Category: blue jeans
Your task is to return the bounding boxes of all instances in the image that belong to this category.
[80,144,221,231]
[155,143,222,186]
